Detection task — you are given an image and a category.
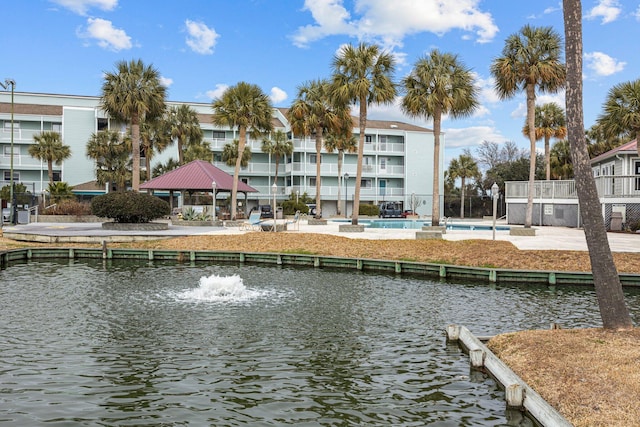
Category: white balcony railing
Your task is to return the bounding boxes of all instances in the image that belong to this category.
[505,176,640,200]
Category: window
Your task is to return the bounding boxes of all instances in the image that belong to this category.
[310,177,316,186]
[97,118,108,131]
[51,123,62,133]
[3,171,19,181]
[241,178,248,184]
[361,179,372,188]
[3,121,19,132]
[212,131,225,139]
[309,154,321,164]
[213,153,222,162]
[380,158,386,170]
[365,135,372,143]
[52,171,62,182]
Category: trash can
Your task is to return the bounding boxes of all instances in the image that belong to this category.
[610,211,623,231]
[276,207,283,219]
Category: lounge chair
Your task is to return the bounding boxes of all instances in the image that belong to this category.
[285,210,301,231]
[242,211,269,231]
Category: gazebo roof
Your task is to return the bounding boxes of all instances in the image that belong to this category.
[140,160,258,193]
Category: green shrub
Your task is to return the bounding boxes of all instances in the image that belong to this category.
[91,191,170,223]
[44,200,91,216]
[181,206,211,221]
[628,219,640,232]
[358,203,379,216]
[282,200,309,215]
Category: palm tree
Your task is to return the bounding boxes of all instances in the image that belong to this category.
[549,139,573,179]
[491,25,565,228]
[100,59,167,191]
[522,102,567,180]
[29,131,72,185]
[563,0,632,329]
[221,139,251,167]
[47,181,75,204]
[402,49,478,226]
[184,140,213,163]
[152,158,180,178]
[324,121,357,216]
[261,130,293,184]
[597,79,640,157]
[167,104,203,165]
[86,130,132,192]
[447,153,480,219]
[212,82,273,220]
[140,117,171,182]
[331,42,396,225]
[288,79,350,218]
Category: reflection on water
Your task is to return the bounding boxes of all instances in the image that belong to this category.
[0,259,638,426]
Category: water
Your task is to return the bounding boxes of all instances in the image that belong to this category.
[333,219,511,230]
[1,259,638,426]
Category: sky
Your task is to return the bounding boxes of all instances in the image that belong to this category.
[1,0,639,167]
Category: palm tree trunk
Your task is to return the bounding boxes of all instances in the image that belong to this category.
[337,149,343,216]
[564,0,632,329]
[353,101,366,225]
[231,127,246,220]
[145,149,152,184]
[178,138,184,165]
[431,110,442,226]
[545,135,551,181]
[274,156,280,183]
[132,116,141,192]
[460,177,465,219]
[47,160,54,186]
[525,84,537,228]
[315,127,322,218]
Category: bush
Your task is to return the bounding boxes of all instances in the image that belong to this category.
[628,219,640,232]
[358,203,379,216]
[91,191,170,223]
[44,200,91,216]
[282,200,309,215]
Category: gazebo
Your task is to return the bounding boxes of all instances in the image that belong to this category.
[140,160,258,219]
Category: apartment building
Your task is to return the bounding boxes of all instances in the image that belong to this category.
[0,92,441,216]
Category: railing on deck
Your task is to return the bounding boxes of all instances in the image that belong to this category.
[506,176,640,200]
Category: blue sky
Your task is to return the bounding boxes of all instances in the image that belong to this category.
[2,0,638,166]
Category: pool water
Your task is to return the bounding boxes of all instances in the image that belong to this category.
[335,219,511,230]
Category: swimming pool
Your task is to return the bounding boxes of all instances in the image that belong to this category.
[333,219,511,231]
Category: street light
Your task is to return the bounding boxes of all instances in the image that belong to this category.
[211,181,217,224]
[491,182,499,241]
[272,182,277,232]
[344,173,349,219]
[0,78,16,224]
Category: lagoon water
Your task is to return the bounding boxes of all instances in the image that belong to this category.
[1,259,638,426]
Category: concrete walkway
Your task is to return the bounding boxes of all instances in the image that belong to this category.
[1,219,639,252]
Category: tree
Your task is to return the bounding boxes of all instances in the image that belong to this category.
[261,130,293,184]
[448,154,481,219]
[167,104,203,165]
[100,59,167,191]
[597,79,640,157]
[491,25,566,228]
[86,130,131,192]
[331,42,396,225]
[402,49,478,226]
[522,102,567,180]
[549,139,573,179]
[212,82,273,220]
[140,117,171,182]
[563,0,632,329]
[221,139,251,167]
[184,140,212,163]
[152,158,180,178]
[586,122,630,158]
[47,181,75,203]
[324,122,357,216]
[288,79,350,218]
[29,131,72,185]
[475,140,527,170]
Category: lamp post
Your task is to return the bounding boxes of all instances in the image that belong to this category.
[211,180,217,224]
[344,173,349,219]
[491,182,499,241]
[0,79,16,224]
[296,190,299,204]
[272,182,277,232]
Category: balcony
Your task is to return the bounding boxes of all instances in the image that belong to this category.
[505,176,640,201]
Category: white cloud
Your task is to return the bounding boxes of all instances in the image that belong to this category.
[160,77,173,88]
[585,0,621,24]
[443,126,509,149]
[584,51,625,76]
[51,0,117,15]
[206,84,229,100]
[185,20,219,55]
[79,18,132,51]
[635,5,640,20]
[292,0,498,49]
[270,87,288,104]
